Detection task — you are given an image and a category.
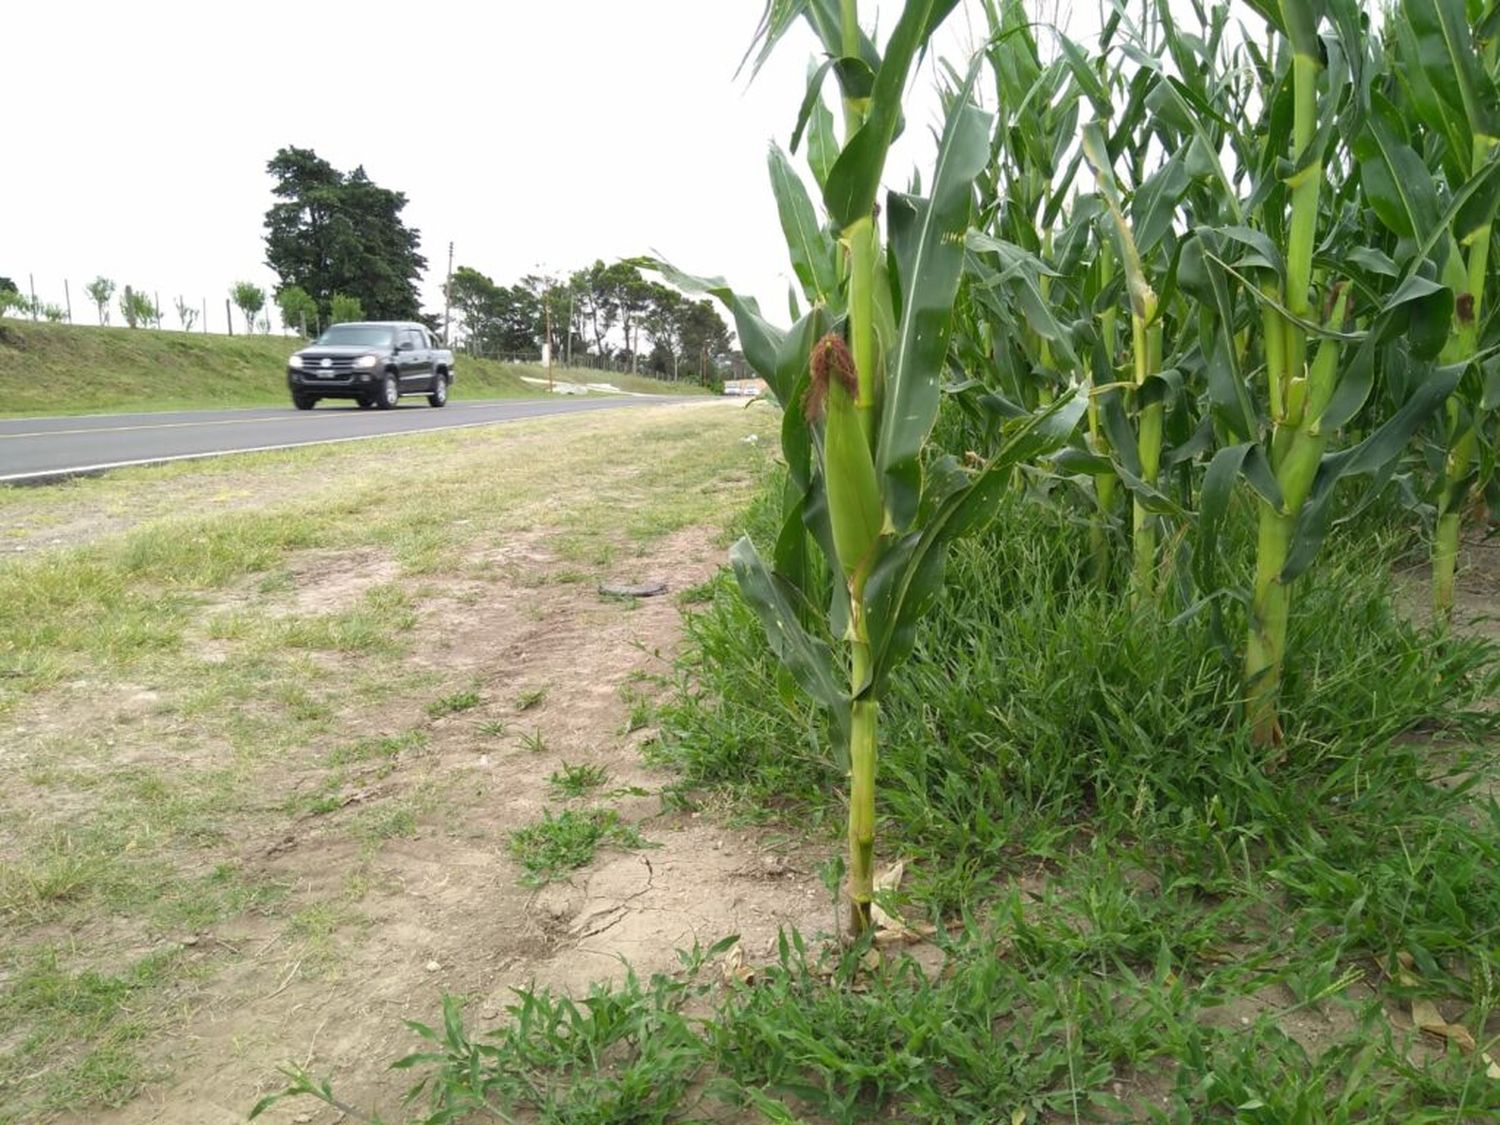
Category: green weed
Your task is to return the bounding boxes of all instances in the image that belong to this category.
[507,809,646,886]
[427,688,481,718]
[547,762,611,798]
[514,687,548,712]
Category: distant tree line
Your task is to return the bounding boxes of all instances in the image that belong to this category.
[445,260,737,383]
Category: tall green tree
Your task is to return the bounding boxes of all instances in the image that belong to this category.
[263,147,427,321]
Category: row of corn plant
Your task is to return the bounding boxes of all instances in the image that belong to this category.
[654,0,1497,918]
[951,1,1488,747]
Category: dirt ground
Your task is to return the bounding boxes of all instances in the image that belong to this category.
[117,532,821,1124]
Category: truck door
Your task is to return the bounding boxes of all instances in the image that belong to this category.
[399,329,428,387]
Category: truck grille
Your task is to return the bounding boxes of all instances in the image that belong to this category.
[305,355,357,373]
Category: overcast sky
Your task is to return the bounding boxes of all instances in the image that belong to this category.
[6,1,1127,335]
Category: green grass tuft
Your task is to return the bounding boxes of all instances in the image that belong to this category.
[507,809,646,885]
[547,762,611,798]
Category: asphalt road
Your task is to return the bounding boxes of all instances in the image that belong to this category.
[0,396,700,484]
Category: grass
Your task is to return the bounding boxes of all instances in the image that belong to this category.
[426,687,481,717]
[0,401,774,1120]
[514,686,548,712]
[548,761,611,798]
[0,318,708,416]
[506,808,647,886]
[0,946,180,1120]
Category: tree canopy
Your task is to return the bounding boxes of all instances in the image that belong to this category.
[445,260,735,383]
[263,147,427,322]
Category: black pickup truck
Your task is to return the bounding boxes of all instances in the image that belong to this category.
[287,321,455,410]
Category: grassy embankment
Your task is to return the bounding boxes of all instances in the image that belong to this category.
[0,319,706,417]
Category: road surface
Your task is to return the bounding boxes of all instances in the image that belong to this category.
[0,396,701,484]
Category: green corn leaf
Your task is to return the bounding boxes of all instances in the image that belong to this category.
[878,79,993,532]
[805,95,840,191]
[1278,0,1326,60]
[1145,76,1244,223]
[965,234,1079,367]
[773,479,814,613]
[777,307,828,492]
[1400,0,1500,144]
[1082,121,1156,320]
[1196,443,1282,595]
[1178,233,1258,440]
[1354,96,1442,243]
[1100,388,1141,476]
[1393,9,1474,177]
[1130,147,1191,257]
[1379,274,1457,362]
[1480,354,1500,412]
[769,143,841,309]
[637,259,789,401]
[1283,363,1464,581]
[1345,247,1399,278]
[729,536,850,732]
[791,58,837,153]
[1454,145,1500,249]
[1057,32,1112,117]
[861,394,1086,696]
[823,0,952,228]
[1404,152,1500,270]
[1216,226,1285,275]
[742,0,880,84]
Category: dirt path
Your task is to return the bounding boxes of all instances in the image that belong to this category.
[108,531,821,1124]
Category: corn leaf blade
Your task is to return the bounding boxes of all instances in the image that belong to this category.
[878,82,993,532]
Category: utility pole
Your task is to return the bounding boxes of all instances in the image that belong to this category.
[63,279,72,323]
[225,297,233,336]
[565,286,575,368]
[442,240,454,345]
[28,274,37,321]
[544,290,554,392]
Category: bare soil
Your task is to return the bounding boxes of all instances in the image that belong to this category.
[69,527,822,1125]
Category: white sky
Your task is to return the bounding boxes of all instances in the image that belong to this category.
[4,1,1142,336]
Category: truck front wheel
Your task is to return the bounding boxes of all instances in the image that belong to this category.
[292,393,316,411]
[376,372,400,410]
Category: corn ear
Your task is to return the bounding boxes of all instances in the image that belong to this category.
[823,373,883,582]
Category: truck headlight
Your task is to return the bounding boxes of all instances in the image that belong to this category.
[289,354,305,369]
[354,354,379,369]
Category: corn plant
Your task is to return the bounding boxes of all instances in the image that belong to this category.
[655,0,1079,932]
[1386,0,1500,621]
[1185,1,1459,748]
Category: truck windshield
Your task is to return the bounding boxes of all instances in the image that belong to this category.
[315,325,395,347]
